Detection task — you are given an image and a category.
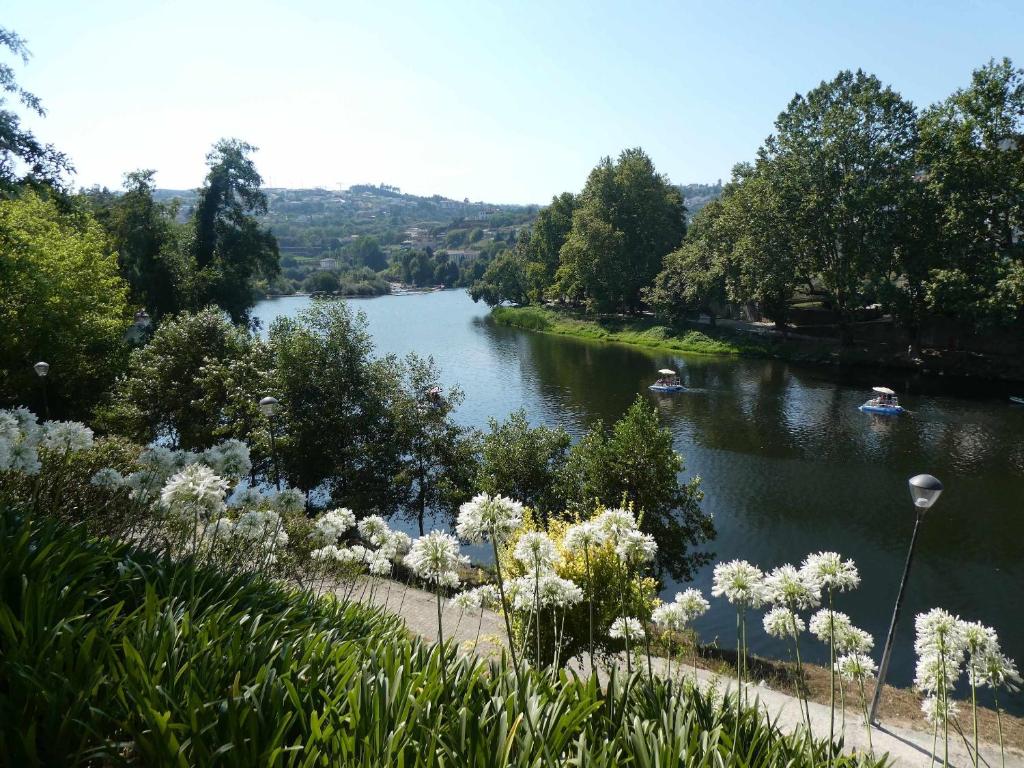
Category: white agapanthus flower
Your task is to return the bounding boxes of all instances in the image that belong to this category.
[595,508,637,541]
[712,559,767,608]
[615,529,657,564]
[809,608,853,644]
[654,588,710,630]
[272,488,306,515]
[6,439,41,474]
[914,608,967,658]
[837,625,875,654]
[403,530,468,585]
[961,620,999,670]
[977,652,1022,692]
[0,411,20,443]
[455,492,524,543]
[538,574,583,608]
[311,544,346,563]
[914,651,964,696]
[312,508,357,545]
[202,517,235,543]
[652,601,688,631]
[610,616,644,641]
[357,514,392,547]
[470,584,501,610]
[0,437,11,470]
[124,470,162,500]
[763,606,805,639]
[562,520,607,553]
[228,486,264,508]
[674,588,710,621]
[42,421,94,452]
[90,468,125,488]
[513,531,558,572]
[835,653,878,682]
[367,551,393,576]
[765,564,821,610]
[453,590,480,611]
[234,510,289,549]
[381,530,412,560]
[801,551,860,593]
[202,439,252,478]
[138,446,180,479]
[160,464,228,521]
[921,695,959,725]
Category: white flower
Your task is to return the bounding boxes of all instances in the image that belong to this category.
[367,551,392,576]
[453,590,479,611]
[137,446,180,480]
[837,625,875,654]
[763,607,805,639]
[311,544,345,563]
[977,652,1022,692]
[90,468,125,488]
[835,653,877,682]
[357,515,392,547]
[921,695,959,725]
[961,620,999,662]
[615,529,657,565]
[455,493,524,544]
[801,552,860,593]
[202,439,252,478]
[765,564,821,610]
[674,588,710,621]
[595,508,637,542]
[228,485,264,508]
[42,421,94,452]
[538,574,583,608]
[160,464,228,521]
[403,530,468,585]
[124,470,161,500]
[652,601,688,630]
[712,560,767,608]
[7,440,41,474]
[610,616,644,641]
[513,531,558,573]
[809,609,853,645]
[914,652,963,695]
[472,584,501,610]
[312,508,357,545]
[203,517,235,543]
[381,530,412,560]
[914,608,967,659]
[234,509,288,550]
[0,411,20,443]
[272,488,306,515]
[563,521,607,554]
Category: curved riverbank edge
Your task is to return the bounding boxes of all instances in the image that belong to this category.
[490,306,1024,383]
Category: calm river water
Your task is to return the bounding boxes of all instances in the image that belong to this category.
[253,290,1024,695]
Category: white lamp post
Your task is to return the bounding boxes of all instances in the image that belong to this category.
[869,474,944,723]
[260,396,282,491]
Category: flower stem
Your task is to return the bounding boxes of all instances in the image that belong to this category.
[490,536,520,671]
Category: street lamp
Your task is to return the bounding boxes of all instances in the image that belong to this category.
[260,396,282,491]
[869,473,944,723]
[126,310,152,344]
[33,361,50,419]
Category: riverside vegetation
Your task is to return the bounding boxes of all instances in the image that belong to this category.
[2,410,1020,766]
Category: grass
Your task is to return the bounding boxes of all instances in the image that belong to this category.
[491,305,820,360]
[0,507,887,767]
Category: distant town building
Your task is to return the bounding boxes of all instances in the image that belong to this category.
[319,258,340,270]
[446,249,479,265]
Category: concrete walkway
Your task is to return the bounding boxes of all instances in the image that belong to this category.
[343,578,1023,768]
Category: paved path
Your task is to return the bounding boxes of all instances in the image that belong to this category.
[343,578,1022,768]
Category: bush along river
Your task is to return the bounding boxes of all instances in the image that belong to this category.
[253,289,1024,703]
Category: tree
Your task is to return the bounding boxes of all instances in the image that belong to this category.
[0,28,72,196]
[304,270,341,293]
[84,170,190,320]
[522,192,576,302]
[475,409,571,525]
[393,354,479,534]
[918,58,1024,330]
[561,396,714,581]
[761,70,918,344]
[349,235,387,271]
[269,301,403,511]
[0,193,129,419]
[551,149,686,313]
[99,308,271,453]
[468,246,528,306]
[192,139,280,323]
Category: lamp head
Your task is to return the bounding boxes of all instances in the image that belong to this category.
[908,474,943,511]
[259,395,279,417]
[33,361,50,378]
[134,310,151,329]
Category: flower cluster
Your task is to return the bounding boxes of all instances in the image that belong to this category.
[835,652,878,683]
[711,560,766,608]
[652,588,709,631]
[513,531,558,572]
[160,464,229,522]
[311,508,357,545]
[403,530,468,587]
[562,520,606,553]
[455,493,524,544]
[610,616,644,642]
[764,564,821,611]
[802,551,860,593]
[763,606,805,638]
[0,408,44,474]
[201,439,252,478]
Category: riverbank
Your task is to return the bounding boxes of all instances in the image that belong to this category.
[491,306,1024,383]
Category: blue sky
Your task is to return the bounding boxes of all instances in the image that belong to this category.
[5,0,1022,203]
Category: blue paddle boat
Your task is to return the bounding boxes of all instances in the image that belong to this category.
[859,386,905,415]
[1011,396,1024,406]
[649,368,685,393]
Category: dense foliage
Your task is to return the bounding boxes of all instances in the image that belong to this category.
[472,60,1024,350]
[0,508,887,767]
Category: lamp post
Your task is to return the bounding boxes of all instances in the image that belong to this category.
[34,361,50,420]
[869,473,944,723]
[260,396,282,491]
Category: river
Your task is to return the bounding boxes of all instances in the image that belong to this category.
[253,290,1024,697]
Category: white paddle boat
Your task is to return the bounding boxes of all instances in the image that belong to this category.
[649,368,685,393]
[859,386,905,415]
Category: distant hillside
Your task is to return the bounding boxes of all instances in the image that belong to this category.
[679,181,724,218]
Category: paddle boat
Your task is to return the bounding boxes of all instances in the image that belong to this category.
[649,368,685,393]
[859,386,905,415]
[1011,396,1024,406]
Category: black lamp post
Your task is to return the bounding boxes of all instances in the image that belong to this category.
[260,396,282,491]
[34,361,50,419]
[869,473,944,723]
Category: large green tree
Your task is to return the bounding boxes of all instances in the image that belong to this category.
[560,396,714,582]
[761,70,918,343]
[0,193,129,418]
[192,139,280,323]
[551,149,686,313]
[918,58,1024,330]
